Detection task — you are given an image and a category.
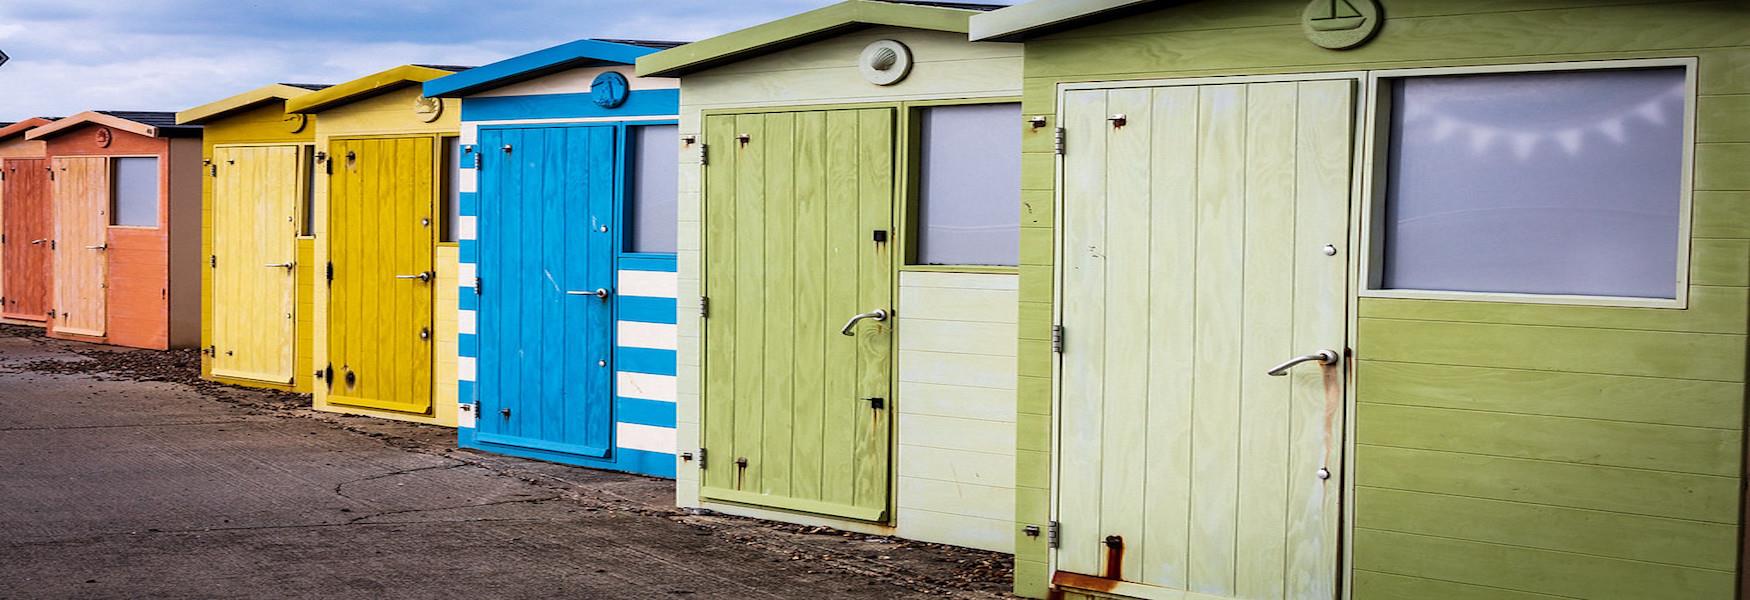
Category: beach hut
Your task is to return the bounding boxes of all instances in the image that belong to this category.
[285,65,466,426]
[970,1,1750,598]
[637,0,1025,551]
[0,117,57,326]
[24,111,201,349]
[423,39,685,476]
[176,83,328,392]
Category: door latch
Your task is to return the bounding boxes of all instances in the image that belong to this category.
[863,397,885,410]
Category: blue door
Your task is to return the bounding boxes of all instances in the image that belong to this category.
[477,126,616,457]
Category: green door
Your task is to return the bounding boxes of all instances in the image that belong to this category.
[1054,80,1355,598]
[701,109,895,522]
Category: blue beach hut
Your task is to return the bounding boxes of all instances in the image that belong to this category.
[425,39,684,477]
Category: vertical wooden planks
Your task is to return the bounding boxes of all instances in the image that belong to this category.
[1141,85,1199,589]
[763,112,797,498]
[3,158,52,322]
[703,115,738,491]
[732,113,767,492]
[1098,87,1152,583]
[852,108,893,514]
[820,109,858,509]
[1057,88,1108,577]
[790,111,827,503]
[51,156,108,337]
[211,145,299,383]
[583,125,615,451]
[1235,81,1298,600]
[1187,84,1247,597]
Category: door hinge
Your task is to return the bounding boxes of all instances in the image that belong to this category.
[1051,324,1065,354]
[325,261,334,284]
[699,296,710,319]
[208,163,218,177]
[473,276,482,295]
[698,143,708,166]
[470,147,482,169]
[209,254,216,268]
[1048,521,1060,549]
[1053,127,1066,156]
[697,447,707,470]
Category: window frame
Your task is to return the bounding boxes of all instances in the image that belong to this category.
[108,155,162,229]
[901,97,1024,274]
[1358,57,1699,309]
[623,122,681,257]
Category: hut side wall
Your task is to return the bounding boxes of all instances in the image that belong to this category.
[1010,1,1750,598]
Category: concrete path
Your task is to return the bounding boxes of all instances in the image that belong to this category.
[0,331,1011,599]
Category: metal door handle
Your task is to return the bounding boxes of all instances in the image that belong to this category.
[29,239,48,245]
[84,244,107,250]
[394,272,432,282]
[839,309,889,336]
[1265,349,1339,376]
[566,288,611,300]
[264,262,295,270]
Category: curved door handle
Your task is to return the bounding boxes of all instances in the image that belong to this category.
[264,262,295,271]
[1265,349,1340,376]
[839,309,889,336]
[29,239,48,245]
[566,288,611,300]
[394,272,433,283]
[84,244,107,251]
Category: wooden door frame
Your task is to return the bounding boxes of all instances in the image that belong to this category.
[1047,71,1368,599]
[696,104,903,523]
[209,143,303,384]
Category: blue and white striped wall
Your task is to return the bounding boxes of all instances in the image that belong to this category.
[453,64,680,478]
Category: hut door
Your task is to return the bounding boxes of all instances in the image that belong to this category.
[1054,80,1355,598]
[50,156,109,337]
[211,146,299,383]
[327,137,435,414]
[474,126,616,458]
[2,158,51,322]
[700,109,895,522]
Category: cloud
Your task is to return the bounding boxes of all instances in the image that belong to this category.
[0,0,986,120]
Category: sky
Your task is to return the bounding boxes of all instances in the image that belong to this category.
[0,0,1011,122]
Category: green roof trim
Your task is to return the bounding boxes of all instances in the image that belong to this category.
[285,65,461,114]
[636,0,983,77]
[969,0,1156,42]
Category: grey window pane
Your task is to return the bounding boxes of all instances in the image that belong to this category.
[918,103,1021,267]
[440,137,461,243]
[629,124,678,254]
[111,157,159,227]
[1380,67,1686,299]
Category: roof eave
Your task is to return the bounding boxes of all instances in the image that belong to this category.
[0,117,57,142]
[969,0,1157,42]
[425,39,663,98]
[25,111,159,141]
[286,65,458,114]
[636,0,979,78]
[176,83,319,125]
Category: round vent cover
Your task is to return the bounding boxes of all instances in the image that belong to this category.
[859,40,913,86]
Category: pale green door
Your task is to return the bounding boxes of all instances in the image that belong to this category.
[1055,80,1354,598]
[701,108,895,522]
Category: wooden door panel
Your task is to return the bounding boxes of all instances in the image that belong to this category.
[212,146,299,382]
[1056,80,1354,599]
[475,126,616,457]
[51,157,108,337]
[701,109,894,521]
[327,137,434,414]
[3,158,51,321]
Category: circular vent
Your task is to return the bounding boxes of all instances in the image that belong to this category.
[859,40,912,86]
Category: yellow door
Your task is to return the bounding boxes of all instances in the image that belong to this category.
[51,156,108,337]
[211,145,300,383]
[327,137,434,414]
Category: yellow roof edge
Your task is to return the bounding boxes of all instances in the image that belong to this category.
[176,83,321,125]
[285,65,459,114]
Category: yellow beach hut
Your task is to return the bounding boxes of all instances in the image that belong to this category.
[285,65,467,425]
[176,83,329,392]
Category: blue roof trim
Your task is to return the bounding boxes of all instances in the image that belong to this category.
[424,39,664,98]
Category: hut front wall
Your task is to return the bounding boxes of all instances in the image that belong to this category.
[453,64,683,478]
[199,102,319,392]
[310,85,461,427]
[0,135,50,326]
[1010,1,1750,598]
[674,25,1025,549]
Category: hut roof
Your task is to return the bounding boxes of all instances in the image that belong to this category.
[25,110,200,140]
[285,64,467,114]
[425,39,683,98]
[176,83,333,125]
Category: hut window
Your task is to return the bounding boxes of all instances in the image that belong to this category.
[300,146,316,236]
[627,124,678,254]
[916,103,1021,266]
[440,137,461,243]
[1377,67,1688,299]
[110,157,159,227]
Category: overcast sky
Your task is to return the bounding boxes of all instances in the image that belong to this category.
[0,0,1012,122]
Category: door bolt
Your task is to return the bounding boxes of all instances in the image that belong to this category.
[1317,467,1331,480]
[1323,244,1338,256]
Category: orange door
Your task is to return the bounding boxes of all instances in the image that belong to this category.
[51,157,108,338]
[2,158,51,322]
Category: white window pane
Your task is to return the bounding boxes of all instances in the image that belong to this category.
[1380,67,1686,299]
[629,125,678,254]
[111,157,159,227]
[918,103,1021,266]
[440,137,461,243]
